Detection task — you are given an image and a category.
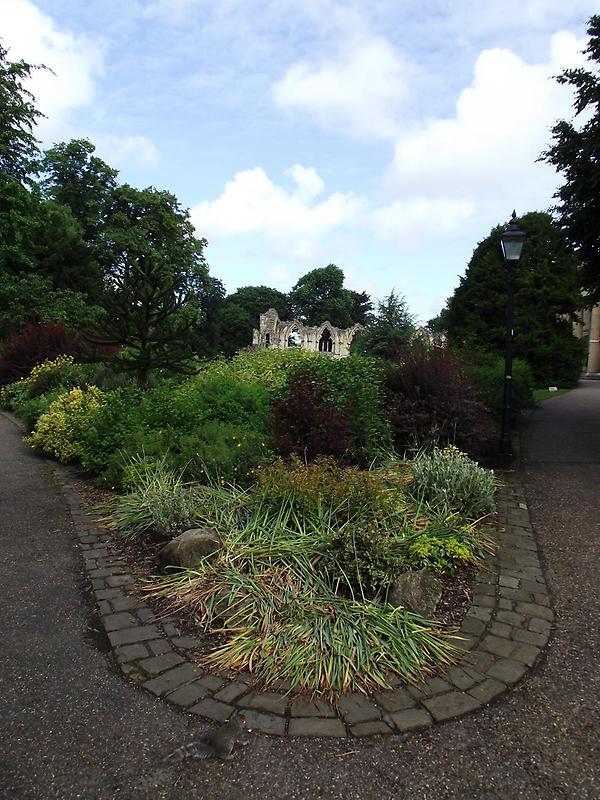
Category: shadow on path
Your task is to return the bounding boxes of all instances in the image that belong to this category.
[1,383,599,799]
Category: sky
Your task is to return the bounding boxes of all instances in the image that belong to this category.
[2,0,599,322]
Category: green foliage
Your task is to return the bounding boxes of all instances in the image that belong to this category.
[410,446,497,520]
[88,184,212,386]
[20,355,93,398]
[541,15,600,301]
[288,353,393,463]
[351,291,415,359]
[39,139,118,246]
[218,285,290,356]
[175,423,274,486]
[405,534,476,575]
[167,375,270,434]
[77,374,273,486]
[468,352,536,421]
[0,44,43,184]
[440,212,583,386]
[78,386,144,475]
[288,264,356,328]
[26,386,105,462]
[97,458,203,538]
[13,389,63,432]
[199,347,318,395]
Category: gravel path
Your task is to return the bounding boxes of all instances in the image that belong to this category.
[1,383,599,800]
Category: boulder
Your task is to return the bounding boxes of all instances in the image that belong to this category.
[157,527,223,572]
[387,569,442,618]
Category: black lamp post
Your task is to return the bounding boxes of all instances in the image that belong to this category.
[499,211,526,467]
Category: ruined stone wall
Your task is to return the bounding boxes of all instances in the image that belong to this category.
[252,308,362,358]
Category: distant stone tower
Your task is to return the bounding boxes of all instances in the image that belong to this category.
[252,309,362,358]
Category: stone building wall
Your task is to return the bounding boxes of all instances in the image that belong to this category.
[575,303,600,374]
[252,308,362,358]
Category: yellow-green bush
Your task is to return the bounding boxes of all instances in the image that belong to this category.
[197,348,317,394]
[27,386,105,463]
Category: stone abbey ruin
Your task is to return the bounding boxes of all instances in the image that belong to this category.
[252,308,362,358]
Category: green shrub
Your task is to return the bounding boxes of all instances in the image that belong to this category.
[79,387,144,475]
[174,422,275,486]
[410,446,497,519]
[0,378,30,411]
[405,533,476,574]
[26,386,105,462]
[469,352,535,422]
[0,355,93,413]
[15,389,64,432]
[284,354,393,464]
[23,355,95,398]
[198,348,318,395]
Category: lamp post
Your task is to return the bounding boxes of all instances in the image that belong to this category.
[499,211,526,467]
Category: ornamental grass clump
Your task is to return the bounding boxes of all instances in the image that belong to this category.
[146,512,461,697]
[96,457,216,538]
[106,454,493,696]
[410,446,497,520]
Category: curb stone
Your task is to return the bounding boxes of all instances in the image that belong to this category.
[50,459,553,738]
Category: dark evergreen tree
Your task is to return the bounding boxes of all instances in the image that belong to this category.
[350,291,415,359]
[440,211,583,386]
[541,15,600,302]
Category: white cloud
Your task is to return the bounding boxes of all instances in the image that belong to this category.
[94,135,160,168]
[371,198,476,244]
[1,0,104,138]
[284,164,324,202]
[386,31,587,206]
[272,35,409,139]
[190,166,365,260]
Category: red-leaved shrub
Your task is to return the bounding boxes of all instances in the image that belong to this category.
[0,318,80,386]
[270,374,354,463]
[385,343,495,458]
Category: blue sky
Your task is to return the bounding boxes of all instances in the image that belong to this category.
[3,0,599,321]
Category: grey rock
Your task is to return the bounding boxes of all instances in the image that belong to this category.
[387,569,442,617]
[157,527,222,572]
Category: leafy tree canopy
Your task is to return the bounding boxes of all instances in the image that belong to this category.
[0,44,42,184]
[350,291,415,359]
[89,184,211,386]
[541,15,600,302]
[288,264,356,328]
[439,211,583,386]
[219,285,290,356]
[39,139,118,243]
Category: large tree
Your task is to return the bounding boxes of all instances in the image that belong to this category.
[439,211,583,386]
[0,48,99,338]
[541,15,600,302]
[40,139,118,243]
[0,43,42,184]
[219,285,290,356]
[90,184,211,386]
[288,264,357,328]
